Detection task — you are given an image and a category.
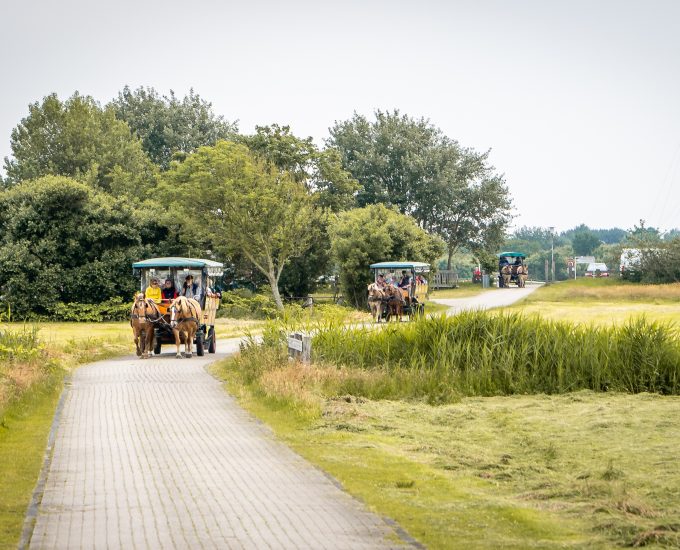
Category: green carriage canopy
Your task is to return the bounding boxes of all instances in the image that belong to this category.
[497,252,526,258]
[369,261,431,272]
[132,257,224,276]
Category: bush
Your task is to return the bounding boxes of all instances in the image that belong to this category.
[24,298,131,322]
[219,291,279,319]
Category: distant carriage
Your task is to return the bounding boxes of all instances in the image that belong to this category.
[368,261,430,322]
[497,252,528,288]
[132,257,223,356]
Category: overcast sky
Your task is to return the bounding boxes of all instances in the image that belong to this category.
[2,0,679,232]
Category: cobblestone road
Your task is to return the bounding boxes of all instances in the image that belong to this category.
[27,342,402,549]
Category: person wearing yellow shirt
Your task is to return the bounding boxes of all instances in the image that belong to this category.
[145,278,162,302]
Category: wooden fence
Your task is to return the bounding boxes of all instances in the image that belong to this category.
[432,270,459,289]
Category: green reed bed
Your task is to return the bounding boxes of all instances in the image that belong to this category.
[312,312,680,398]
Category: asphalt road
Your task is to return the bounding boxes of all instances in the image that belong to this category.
[430,283,542,315]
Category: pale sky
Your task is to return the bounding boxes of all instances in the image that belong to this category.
[2,0,679,232]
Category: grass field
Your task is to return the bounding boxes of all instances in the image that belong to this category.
[214,355,680,549]
[509,278,680,325]
[430,281,490,299]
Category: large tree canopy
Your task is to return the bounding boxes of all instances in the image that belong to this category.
[158,141,318,310]
[112,86,237,170]
[328,110,441,213]
[329,204,444,307]
[0,176,164,315]
[236,125,359,297]
[328,110,512,266]
[3,93,154,195]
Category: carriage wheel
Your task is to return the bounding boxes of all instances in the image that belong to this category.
[196,331,205,357]
[208,327,216,353]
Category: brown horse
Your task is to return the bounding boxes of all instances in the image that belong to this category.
[130,293,157,359]
[383,285,404,322]
[517,265,528,288]
[501,265,512,288]
[169,296,202,358]
[367,283,386,323]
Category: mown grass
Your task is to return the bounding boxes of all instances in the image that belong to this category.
[213,348,680,549]
[521,278,680,304]
[508,278,680,326]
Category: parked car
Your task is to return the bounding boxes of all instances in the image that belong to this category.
[585,262,609,277]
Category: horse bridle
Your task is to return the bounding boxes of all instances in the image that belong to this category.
[170,299,200,328]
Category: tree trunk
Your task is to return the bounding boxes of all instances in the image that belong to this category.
[267,270,285,311]
[447,249,453,271]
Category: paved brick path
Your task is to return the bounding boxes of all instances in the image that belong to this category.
[27,342,403,549]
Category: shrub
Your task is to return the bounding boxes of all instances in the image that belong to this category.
[219,291,279,319]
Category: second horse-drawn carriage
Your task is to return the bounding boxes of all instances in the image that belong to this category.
[498,252,528,288]
[368,261,430,322]
[132,257,223,356]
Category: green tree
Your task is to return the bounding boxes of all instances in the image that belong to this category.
[328,110,442,212]
[158,141,318,310]
[0,176,164,316]
[237,125,359,297]
[3,93,154,195]
[111,86,237,170]
[329,205,444,307]
[329,111,511,267]
[571,228,601,256]
[431,168,511,269]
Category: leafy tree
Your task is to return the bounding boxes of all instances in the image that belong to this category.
[158,141,317,310]
[329,204,444,307]
[431,167,511,269]
[3,93,154,195]
[238,124,359,212]
[329,111,511,267]
[111,86,237,170]
[328,110,442,213]
[237,125,359,297]
[571,228,601,256]
[0,176,164,316]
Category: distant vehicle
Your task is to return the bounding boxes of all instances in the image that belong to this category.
[472,268,482,284]
[620,248,641,278]
[585,262,609,277]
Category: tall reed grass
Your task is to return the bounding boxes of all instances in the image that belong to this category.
[312,312,680,397]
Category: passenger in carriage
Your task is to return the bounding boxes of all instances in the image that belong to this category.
[182,274,202,302]
[398,270,412,289]
[161,279,179,302]
[144,278,162,302]
[376,273,387,289]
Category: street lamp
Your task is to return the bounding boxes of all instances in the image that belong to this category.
[549,226,555,283]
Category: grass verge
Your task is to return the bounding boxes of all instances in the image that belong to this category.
[213,350,680,549]
[0,375,62,549]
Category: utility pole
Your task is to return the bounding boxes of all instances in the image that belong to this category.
[549,226,555,283]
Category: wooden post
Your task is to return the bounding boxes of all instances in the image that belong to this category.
[287,332,311,364]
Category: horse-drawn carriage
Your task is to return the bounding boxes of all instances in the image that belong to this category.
[498,252,528,288]
[132,257,223,356]
[367,261,430,322]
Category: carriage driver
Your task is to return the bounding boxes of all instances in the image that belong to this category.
[182,274,202,302]
[398,270,412,289]
[376,273,387,289]
[144,278,162,302]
